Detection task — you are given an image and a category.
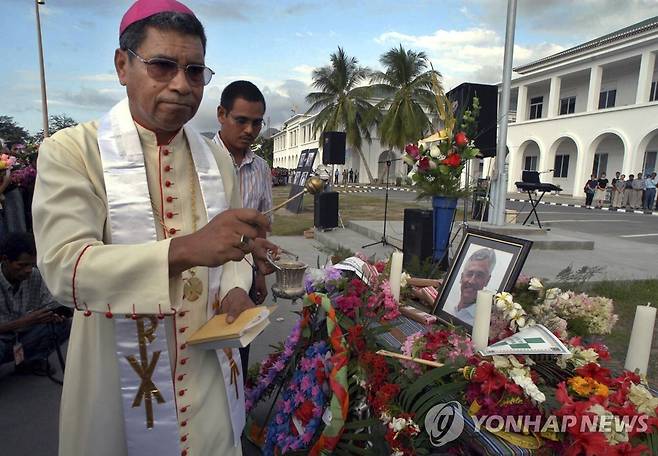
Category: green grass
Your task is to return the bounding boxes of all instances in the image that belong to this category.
[561,279,658,385]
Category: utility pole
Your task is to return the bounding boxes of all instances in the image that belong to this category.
[492,0,517,225]
[35,0,49,138]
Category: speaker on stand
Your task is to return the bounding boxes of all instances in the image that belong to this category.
[315,131,346,231]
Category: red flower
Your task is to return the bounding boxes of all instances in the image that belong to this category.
[404,144,420,159]
[418,156,430,171]
[613,442,649,456]
[295,400,315,425]
[441,153,461,167]
[454,131,469,147]
[349,278,368,296]
[347,324,366,352]
[472,362,507,394]
[575,363,612,386]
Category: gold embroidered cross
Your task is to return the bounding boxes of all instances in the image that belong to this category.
[126,317,165,429]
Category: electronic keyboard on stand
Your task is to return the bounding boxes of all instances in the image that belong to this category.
[514,171,562,229]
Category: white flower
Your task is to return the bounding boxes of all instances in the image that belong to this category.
[392,451,404,456]
[400,272,411,288]
[528,277,543,291]
[495,292,514,308]
[629,384,658,417]
[429,144,441,158]
[391,417,408,432]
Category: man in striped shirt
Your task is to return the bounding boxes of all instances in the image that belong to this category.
[214,81,272,374]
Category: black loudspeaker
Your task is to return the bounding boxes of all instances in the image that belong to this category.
[322,131,346,164]
[447,83,498,158]
[314,191,339,229]
[402,209,434,269]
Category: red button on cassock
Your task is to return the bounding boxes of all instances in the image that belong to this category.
[166,212,174,219]
[180,406,188,413]
[166,196,174,203]
[181,435,188,442]
[163,149,170,156]
[169,228,177,235]
[180,358,188,365]
[181,450,187,456]
[181,420,188,427]
[164,165,171,172]
[177,374,185,382]
[165,180,172,187]
[178,390,185,397]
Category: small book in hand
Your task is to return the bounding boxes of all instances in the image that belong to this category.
[187,306,276,349]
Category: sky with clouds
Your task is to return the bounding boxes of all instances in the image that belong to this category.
[1,0,657,134]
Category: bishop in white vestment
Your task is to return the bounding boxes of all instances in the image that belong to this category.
[31,1,272,455]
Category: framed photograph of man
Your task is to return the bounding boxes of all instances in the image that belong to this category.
[432,229,532,331]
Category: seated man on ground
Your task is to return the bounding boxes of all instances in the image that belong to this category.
[0,232,71,374]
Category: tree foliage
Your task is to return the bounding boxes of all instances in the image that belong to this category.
[370,45,440,152]
[32,114,78,143]
[0,116,30,146]
[305,47,378,183]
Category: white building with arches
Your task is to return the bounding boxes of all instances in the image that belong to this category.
[271,113,404,184]
[504,16,658,196]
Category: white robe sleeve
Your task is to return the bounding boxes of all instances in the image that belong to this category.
[33,126,176,315]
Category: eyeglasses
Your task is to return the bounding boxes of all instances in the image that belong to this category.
[127,49,215,86]
[227,112,266,129]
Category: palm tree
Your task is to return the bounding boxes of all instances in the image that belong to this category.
[306,47,377,183]
[370,45,440,152]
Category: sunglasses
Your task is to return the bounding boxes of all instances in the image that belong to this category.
[127,49,215,86]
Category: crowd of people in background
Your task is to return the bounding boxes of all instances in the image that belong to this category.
[331,167,359,185]
[585,170,658,211]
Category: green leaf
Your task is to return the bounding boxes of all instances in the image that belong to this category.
[401,366,458,410]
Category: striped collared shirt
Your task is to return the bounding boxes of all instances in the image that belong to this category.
[0,267,59,340]
[213,133,273,222]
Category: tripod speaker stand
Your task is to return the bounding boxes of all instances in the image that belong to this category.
[362,158,402,249]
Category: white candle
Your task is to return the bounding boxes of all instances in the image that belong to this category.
[624,303,656,375]
[389,251,404,301]
[472,290,493,351]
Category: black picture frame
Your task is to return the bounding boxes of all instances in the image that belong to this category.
[432,228,532,332]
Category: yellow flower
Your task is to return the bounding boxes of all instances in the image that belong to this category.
[568,376,609,397]
[568,376,592,396]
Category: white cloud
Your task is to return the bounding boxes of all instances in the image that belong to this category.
[375,27,564,90]
[79,73,118,82]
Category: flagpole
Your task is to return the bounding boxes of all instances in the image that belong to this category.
[492,0,517,225]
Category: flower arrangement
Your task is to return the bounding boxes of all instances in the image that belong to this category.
[403,74,481,198]
[263,341,332,455]
[247,257,657,456]
[493,278,618,340]
[0,153,17,171]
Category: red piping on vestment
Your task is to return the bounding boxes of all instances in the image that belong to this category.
[72,244,92,309]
